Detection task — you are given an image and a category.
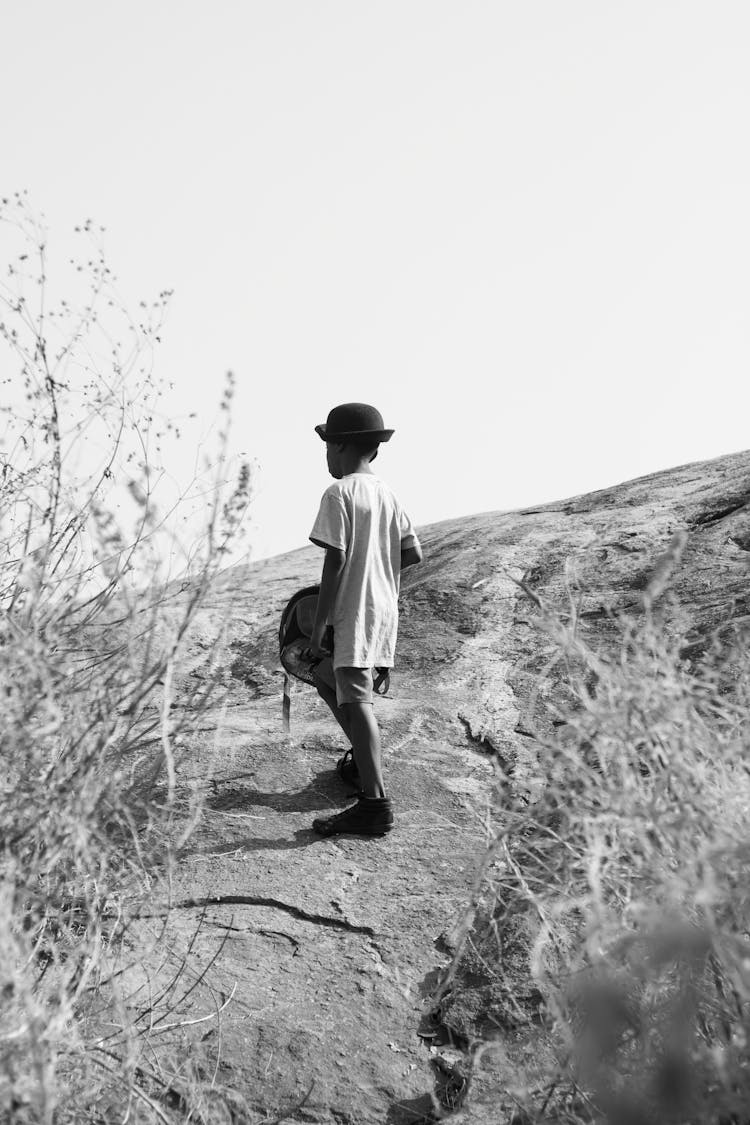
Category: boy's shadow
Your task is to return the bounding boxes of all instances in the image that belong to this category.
[206,770,349,815]
[184,828,322,854]
[183,771,356,855]
[384,1093,436,1125]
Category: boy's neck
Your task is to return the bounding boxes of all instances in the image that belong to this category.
[338,450,375,476]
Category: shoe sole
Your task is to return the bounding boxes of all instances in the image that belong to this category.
[313,821,394,838]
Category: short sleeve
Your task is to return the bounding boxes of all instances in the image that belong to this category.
[399,506,419,549]
[309,488,350,551]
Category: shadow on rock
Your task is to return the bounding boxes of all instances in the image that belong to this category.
[206,773,351,814]
[180,827,331,856]
[385,1092,437,1125]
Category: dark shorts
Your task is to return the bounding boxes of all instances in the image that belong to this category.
[314,658,375,707]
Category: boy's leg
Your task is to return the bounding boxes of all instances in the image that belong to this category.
[313,659,353,741]
[312,661,360,784]
[343,702,385,799]
[312,668,393,836]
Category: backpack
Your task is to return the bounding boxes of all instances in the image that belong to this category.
[279,585,326,687]
[279,584,390,732]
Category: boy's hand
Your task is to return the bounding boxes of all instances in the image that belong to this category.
[401,542,423,569]
[308,622,332,661]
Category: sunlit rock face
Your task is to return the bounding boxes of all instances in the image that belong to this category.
[148,449,748,1124]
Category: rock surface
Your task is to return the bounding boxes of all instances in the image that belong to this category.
[139,449,750,1123]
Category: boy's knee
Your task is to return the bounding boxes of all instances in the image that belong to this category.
[313,671,336,704]
[311,666,325,692]
[313,656,336,692]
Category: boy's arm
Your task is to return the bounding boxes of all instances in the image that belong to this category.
[310,546,346,656]
[401,536,423,570]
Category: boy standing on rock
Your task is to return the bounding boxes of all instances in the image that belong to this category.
[307,402,422,838]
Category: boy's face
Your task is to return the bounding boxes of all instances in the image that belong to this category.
[325,441,345,479]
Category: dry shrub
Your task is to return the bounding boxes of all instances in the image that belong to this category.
[0,194,251,1122]
[453,537,750,1123]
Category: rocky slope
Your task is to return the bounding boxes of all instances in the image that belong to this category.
[137,449,750,1123]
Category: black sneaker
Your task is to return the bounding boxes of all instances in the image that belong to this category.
[336,748,360,786]
[313,797,394,837]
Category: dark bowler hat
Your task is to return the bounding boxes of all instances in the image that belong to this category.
[315,402,394,443]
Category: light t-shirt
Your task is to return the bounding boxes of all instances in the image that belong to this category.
[309,473,419,669]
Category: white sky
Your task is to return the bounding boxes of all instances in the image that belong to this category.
[3,2,749,560]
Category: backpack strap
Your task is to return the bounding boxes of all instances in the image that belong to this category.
[282,671,292,734]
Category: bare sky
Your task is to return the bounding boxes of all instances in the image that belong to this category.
[3,2,749,559]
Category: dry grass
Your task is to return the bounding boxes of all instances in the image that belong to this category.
[0,195,251,1122]
[448,537,750,1124]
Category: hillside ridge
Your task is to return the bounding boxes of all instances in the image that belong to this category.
[140,447,749,1123]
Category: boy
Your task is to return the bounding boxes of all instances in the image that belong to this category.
[307,402,422,837]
